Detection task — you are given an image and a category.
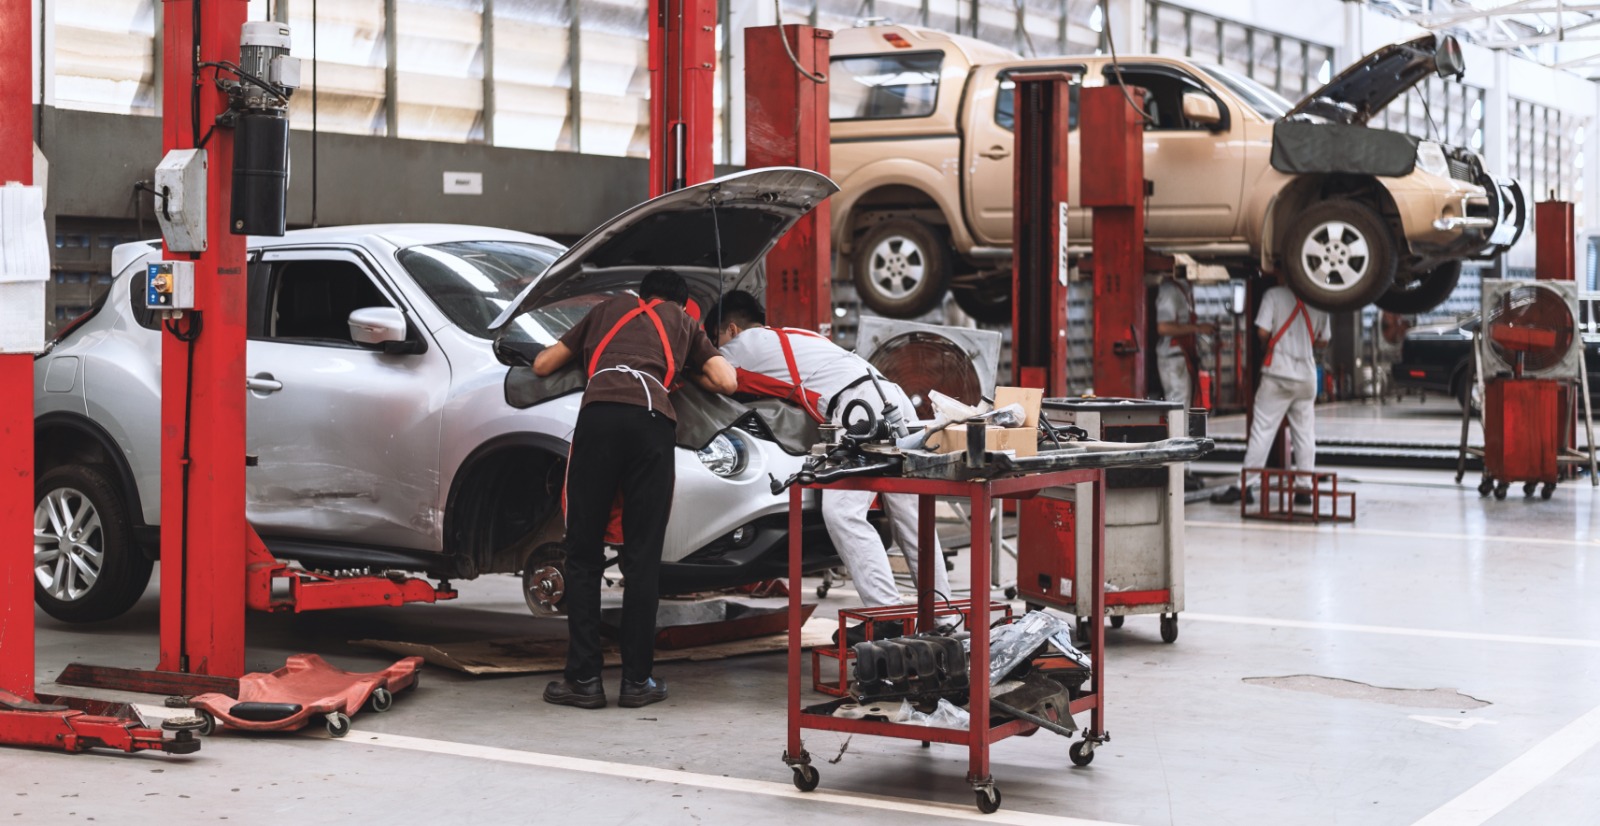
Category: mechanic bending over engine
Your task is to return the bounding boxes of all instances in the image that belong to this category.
[705,290,952,646]
[532,268,738,710]
[1214,278,1330,506]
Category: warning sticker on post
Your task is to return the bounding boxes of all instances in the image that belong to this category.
[1057,201,1070,286]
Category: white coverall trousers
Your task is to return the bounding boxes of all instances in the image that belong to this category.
[1240,373,1318,482]
[821,381,953,607]
[1157,354,1190,405]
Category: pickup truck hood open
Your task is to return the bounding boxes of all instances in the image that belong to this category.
[1286,34,1464,126]
[488,167,837,332]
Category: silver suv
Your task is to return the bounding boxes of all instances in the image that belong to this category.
[32,169,842,622]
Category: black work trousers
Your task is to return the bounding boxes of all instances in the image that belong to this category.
[563,401,677,684]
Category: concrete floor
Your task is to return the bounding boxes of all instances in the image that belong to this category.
[6,399,1599,825]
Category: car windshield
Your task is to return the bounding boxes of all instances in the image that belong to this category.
[1198,65,1292,120]
[397,240,588,344]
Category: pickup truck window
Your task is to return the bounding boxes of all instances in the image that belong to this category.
[1104,66,1226,131]
[995,67,1083,131]
[1198,65,1292,120]
[830,51,944,121]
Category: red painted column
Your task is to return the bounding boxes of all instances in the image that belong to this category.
[0,0,37,697]
[1009,72,1073,395]
[156,0,249,677]
[1535,200,1576,282]
[744,25,832,333]
[1079,87,1147,399]
[648,0,717,197]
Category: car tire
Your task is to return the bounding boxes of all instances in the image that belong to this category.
[33,464,152,623]
[1453,369,1482,417]
[1376,261,1463,315]
[1283,199,1398,313]
[951,280,1013,326]
[852,218,951,319]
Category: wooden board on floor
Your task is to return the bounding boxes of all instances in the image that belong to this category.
[352,616,839,676]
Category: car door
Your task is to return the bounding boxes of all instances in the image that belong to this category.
[1103,64,1246,242]
[244,247,451,551]
[964,63,1086,246]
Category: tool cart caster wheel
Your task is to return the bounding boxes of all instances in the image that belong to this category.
[816,581,830,599]
[975,786,1002,814]
[194,710,216,736]
[1541,483,1555,500]
[1493,481,1509,500]
[1160,614,1179,644]
[1523,482,1537,497]
[1003,585,1018,600]
[325,712,352,738]
[369,687,394,713]
[1109,615,1124,629]
[1477,477,1493,497]
[1069,740,1096,767]
[791,764,820,792]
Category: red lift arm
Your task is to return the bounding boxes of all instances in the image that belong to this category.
[1079,86,1147,398]
[648,0,717,197]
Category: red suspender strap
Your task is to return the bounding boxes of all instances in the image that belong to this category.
[1262,300,1311,368]
[774,330,824,422]
[588,298,675,387]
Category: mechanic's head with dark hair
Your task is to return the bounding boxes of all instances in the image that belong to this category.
[705,290,766,347]
[639,268,690,306]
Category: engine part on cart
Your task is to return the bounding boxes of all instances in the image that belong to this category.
[992,672,1075,734]
[857,317,1002,419]
[850,635,969,704]
[984,611,1090,686]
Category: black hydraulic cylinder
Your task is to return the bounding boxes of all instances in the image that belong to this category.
[231,110,290,236]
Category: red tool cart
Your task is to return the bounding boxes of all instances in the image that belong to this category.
[783,468,1107,814]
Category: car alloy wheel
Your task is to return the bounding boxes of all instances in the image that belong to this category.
[868,234,927,300]
[35,486,105,603]
[1299,220,1371,293]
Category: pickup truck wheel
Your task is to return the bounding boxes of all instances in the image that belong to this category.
[33,464,151,623]
[1375,261,1462,315]
[1284,200,1397,313]
[951,282,1012,325]
[853,219,950,318]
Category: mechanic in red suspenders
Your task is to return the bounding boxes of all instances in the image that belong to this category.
[1154,268,1216,406]
[704,290,953,646]
[532,269,737,709]
[1215,283,1329,505]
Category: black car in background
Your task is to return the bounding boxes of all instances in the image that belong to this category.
[1391,317,1600,411]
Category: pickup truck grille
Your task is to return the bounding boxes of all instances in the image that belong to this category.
[1448,158,1474,182]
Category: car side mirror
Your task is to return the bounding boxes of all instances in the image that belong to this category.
[1231,282,1248,316]
[493,337,545,367]
[348,306,408,348]
[1435,35,1466,80]
[1182,92,1222,129]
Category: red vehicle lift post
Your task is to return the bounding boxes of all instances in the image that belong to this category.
[1008,73,1074,395]
[649,0,717,197]
[0,0,199,755]
[1078,86,1148,399]
[744,24,833,333]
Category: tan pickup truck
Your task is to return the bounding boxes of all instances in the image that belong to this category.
[829,25,1526,321]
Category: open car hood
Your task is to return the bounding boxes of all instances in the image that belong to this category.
[488,167,838,333]
[1285,34,1464,126]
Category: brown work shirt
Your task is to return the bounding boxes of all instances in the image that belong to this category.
[558,294,719,422]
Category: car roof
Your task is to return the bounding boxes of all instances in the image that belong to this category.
[112,224,563,273]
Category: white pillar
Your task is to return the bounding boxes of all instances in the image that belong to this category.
[1484,50,1510,177]
[1105,0,1145,54]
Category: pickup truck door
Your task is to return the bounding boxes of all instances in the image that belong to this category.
[244,247,450,551]
[964,64,1085,247]
[1102,64,1246,241]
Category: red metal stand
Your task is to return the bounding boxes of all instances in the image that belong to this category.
[1239,468,1355,523]
[1079,86,1148,399]
[784,469,1107,810]
[745,25,832,334]
[648,0,717,197]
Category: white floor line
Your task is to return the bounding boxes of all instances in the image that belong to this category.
[1186,519,1600,549]
[333,731,1131,826]
[1411,700,1600,826]
[1183,613,1600,649]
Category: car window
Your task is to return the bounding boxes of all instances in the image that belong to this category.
[396,240,564,339]
[994,67,1084,132]
[1104,66,1224,131]
[264,258,394,346]
[1197,65,1291,120]
[830,51,943,121]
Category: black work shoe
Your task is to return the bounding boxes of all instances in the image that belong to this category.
[1212,485,1253,505]
[832,619,904,648]
[544,677,606,709]
[1294,492,1313,506]
[618,677,668,708]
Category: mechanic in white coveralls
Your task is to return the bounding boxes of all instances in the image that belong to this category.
[705,290,952,646]
[1216,282,1330,506]
[1153,270,1216,406]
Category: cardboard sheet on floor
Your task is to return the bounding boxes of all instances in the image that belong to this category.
[352,613,838,676]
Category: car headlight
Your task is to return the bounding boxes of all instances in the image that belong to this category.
[1415,141,1450,180]
[697,430,749,477]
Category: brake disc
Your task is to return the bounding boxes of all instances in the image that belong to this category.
[522,541,568,618]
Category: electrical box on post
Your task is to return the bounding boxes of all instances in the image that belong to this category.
[0,184,50,354]
[154,149,208,252]
[145,260,196,312]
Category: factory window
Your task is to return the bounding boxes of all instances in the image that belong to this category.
[1144,0,1332,101]
[286,0,391,136]
[493,0,575,151]
[396,0,487,143]
[265,260,395,345]
[830,52,945,121]
[994,67,1083,131]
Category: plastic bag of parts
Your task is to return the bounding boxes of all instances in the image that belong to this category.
[831,698,971,729]
[905,698,970,729]
[983,611,1092,685]
[985,403,1026,428]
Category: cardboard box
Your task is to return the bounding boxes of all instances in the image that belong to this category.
[993,386,1043,428]
[927,425,1038,458]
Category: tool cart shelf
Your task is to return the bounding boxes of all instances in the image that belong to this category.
[782,468,1108,814]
